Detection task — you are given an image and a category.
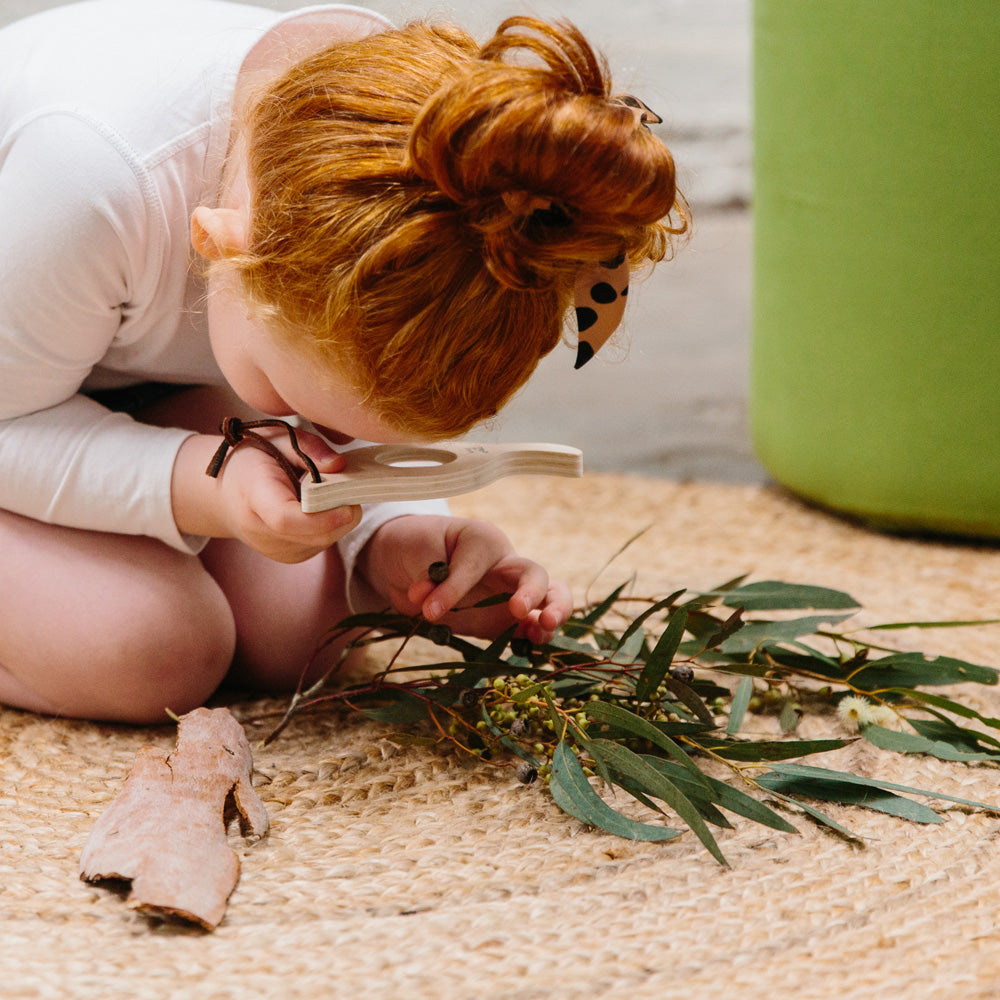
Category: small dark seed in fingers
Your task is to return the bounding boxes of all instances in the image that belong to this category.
[428,561,450,584]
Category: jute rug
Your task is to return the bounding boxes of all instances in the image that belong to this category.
[4,474,1000,999]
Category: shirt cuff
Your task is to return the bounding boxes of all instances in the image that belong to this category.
[336,498,450,614]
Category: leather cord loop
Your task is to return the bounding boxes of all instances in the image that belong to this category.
[205,417,322,501]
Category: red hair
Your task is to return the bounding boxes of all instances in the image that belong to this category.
[236,16,688,437]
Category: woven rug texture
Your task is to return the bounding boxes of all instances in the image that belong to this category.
[3,474,1000,999]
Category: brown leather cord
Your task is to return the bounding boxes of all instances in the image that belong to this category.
[205,417,322,501]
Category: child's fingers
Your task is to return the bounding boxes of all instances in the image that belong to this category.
[507,561,557,619]
[255,424,345,475]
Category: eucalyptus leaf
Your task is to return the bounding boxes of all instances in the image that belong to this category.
[634,757,733,828]
[760,788,861,840]
[701,775,798,833]
[727,676,754,735]
[719,614,855,655]
[482,624,518,661]
[695,738,852,762]
[779,700,802,734]
[850,652,1000,690]
[472,592,515,609]
[611,626,647,665]
[907,716,1000,752]
[615,590,686,653]
[766,763,999,811]
[717,581,859,612]
[578,582,630,627]
[360,694,429,724]
[660,675,717,727]
[898,689,1000,731]
[861,724,998,762]
[758,773,942,824]
[702,607,746,651]
[584,701,708,786]
[635,608,689,702]
[588,739,728,865]
[866,618,1000,631]
[549,741,680,843]
[682,574,748,611]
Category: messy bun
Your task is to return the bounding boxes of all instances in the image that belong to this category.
[237,16,687,437]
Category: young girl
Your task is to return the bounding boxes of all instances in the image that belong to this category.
[0,0,685,723]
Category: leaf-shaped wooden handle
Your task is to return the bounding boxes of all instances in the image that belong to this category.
[300,441,582,512]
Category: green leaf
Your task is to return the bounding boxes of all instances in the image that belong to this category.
[897,689,1000,732]
[695,738,852,762]
[660,675,717,727]
[584,701,708,786]
[757,773,943,824]
[482,625,517,661]
[472,592,515,609]
[700,775,798,833]
[540,687,567,741]
[611,625,647,665]
[719,614,855,655]
[634,609,689,702]
[615,590,686,653]
[510,680,550,704]
[850,652,1000,690]
[766,762,999,811]
[682,574,748,611]
[548,741,680,843]
[727,676,754,735]
[588,739,728,865]
[779,700,802,733]
[702,607,746,651]
[866,618,1000,631]
[759,788,861,840]
[633,757,733,828]
[546,633,606,657]
[578,582,630,627]
[907,716,1000,752]
[718,581,859,611]
[861,724,998,762]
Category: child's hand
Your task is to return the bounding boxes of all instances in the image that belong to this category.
[359,515,573,643]
[172,426,361,562]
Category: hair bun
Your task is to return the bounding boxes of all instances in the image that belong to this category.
[406,17,685,290]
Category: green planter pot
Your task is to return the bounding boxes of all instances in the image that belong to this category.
[751,1,1000,537]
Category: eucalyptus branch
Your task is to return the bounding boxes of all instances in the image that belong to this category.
[256,576,1000,861]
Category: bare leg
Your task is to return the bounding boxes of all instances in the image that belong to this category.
[0,385,360,721]
[199,537,355,693]
[141,385,360,693]
[0,508,235,723]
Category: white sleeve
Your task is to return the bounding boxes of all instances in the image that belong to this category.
[336,498,451,614]
[0,113,199,551]
[326,438,451,614]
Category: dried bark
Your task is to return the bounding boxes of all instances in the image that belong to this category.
[79,707,268,929]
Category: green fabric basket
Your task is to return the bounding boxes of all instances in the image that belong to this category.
[751,1,1000,537]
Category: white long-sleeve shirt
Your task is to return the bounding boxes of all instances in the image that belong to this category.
[0,0,446,608]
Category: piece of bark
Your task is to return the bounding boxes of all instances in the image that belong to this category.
[79,707,268,930]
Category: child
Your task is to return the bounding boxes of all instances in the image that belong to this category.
[0,0,686,723]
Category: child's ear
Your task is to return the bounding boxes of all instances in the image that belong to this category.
[190,207,247,260]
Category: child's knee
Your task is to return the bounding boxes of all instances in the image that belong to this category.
[108,573,237,723]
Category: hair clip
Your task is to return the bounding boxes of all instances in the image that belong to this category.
[573,253,629,368]
[501,192,631,370]
[610,94,663,129]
